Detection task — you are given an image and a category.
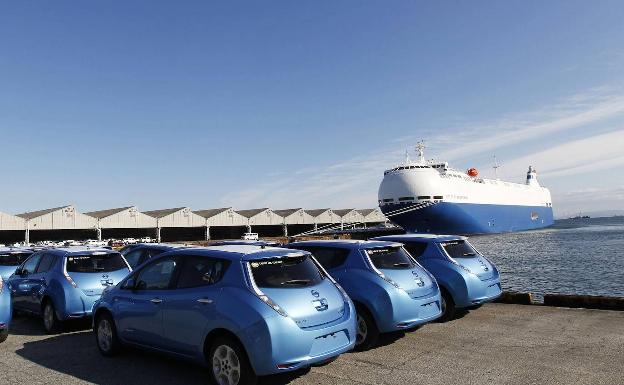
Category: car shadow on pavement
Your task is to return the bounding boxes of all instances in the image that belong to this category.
[9,314,91,336]
[16,330,310,385]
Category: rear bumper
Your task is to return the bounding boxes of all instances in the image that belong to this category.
[243,301,357,376]
[58,291,99,320]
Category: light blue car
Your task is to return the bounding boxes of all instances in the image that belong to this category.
[93,245,356,385]
[7,247,131,333]
[0,275,11,343]
[286,240,442,350]
[373,234,502,321]
[0,247,35,279]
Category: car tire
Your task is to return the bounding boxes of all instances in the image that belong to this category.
[42,300,61,334]
[0,330,7,343]
[208,336,257,385]
[354,306,379,351]
[95,312,122,357]
[438,289,456,322]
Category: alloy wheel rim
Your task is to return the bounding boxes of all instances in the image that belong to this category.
[97,319,112,352]
[44,304,53,331]
[356,314,368,345]
[212,345,241,385]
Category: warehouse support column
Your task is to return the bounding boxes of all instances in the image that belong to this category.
[156,219,162,243]
[340,219,344,230]
[25,220,30,245]
[283,223,288,237]
[314,222,318,231]
[96,227,102,241]
[205,226,211,241]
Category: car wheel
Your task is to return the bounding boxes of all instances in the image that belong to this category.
[95,312,121,357]
[438,290,456,322]
[0,330,7,343]
[42,301,61,334]
[355,307,379,351]
[209,336,257,385]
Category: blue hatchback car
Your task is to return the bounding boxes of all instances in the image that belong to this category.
[0,247,34,279]
[93,245,356,385]
[8,247,131,333]
[373,234,502,321]
[0,275,11,343]
[286,240,442,350]
[120,243,185,269]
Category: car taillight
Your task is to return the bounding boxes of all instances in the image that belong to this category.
[379,273,402,289]
[0,277,3,294]
[448,257,474,274]
[245,262,288,317]
[64,273,78,288]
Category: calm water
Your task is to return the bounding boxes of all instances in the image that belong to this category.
[470,216,624,300]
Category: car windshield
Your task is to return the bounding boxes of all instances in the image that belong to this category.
[0,252,32,266]
[250,254,324,288]
[65,253,128,273]
[365,247,416,270]
[440,240,479,258]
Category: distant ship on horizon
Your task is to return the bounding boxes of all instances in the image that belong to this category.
[378,142,554,235]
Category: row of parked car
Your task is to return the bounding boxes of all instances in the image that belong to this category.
[0,234,502,385]
[1,237,155,249]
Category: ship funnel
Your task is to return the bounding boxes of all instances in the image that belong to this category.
[526,166,540,186]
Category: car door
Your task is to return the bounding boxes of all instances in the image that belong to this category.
[114,256,180,350]
[162,255,230,356]
[10,253,42,312]
[25,253,57,313]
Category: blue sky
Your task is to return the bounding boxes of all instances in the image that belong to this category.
[1,1,623,218]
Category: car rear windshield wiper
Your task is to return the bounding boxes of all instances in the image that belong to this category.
[280,279,311,286]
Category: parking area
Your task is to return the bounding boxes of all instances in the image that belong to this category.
[1,303,622,385]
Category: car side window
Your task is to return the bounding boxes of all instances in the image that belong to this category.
[21,254,43,275]
[304,247,350,270]
[404,242,428,259]
[176,255,230,289]
[35,254,56,273]
[135,257,179,290]
[123,249,145,269]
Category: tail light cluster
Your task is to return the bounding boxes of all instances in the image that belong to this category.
[245,262,288,317]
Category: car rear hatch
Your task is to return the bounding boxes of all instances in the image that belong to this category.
[65,252,131,296]
[363,246,437,299]
[0,251,32,279]
[438,240,495,280]
[249,254,345,329]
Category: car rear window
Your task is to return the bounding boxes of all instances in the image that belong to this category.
[365,247,416,270]
[0,252,32,266]
[440,240,479,258]
[250,254,324,288]
[66,253,128,273]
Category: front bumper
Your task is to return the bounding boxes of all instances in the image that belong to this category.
[244,301,357,376]
[464,278,502,307]
[377,288,442,333]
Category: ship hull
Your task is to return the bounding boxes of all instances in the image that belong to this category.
[381,202,554,235]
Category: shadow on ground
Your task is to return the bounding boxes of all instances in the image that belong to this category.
[15,327,308,385]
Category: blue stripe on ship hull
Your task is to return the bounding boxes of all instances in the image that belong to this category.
[381,202,554,235]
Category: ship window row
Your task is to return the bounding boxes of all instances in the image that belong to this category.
[379,196,445,205]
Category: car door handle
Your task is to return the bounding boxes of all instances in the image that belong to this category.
[150,298,163,304]
[197,298,213,305]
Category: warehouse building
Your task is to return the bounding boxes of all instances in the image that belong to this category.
[0,205,388,243]
[0,211,26,244]
[143,207,206,242]
[17,205,98,243]
[85,206,157,240]
[193,207,248,240]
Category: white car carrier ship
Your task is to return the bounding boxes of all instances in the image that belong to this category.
[378,142,554,234]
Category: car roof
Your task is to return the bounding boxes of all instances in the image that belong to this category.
[133,243,185,249]
[287,239,403,249]
[210,240,280,246]
[168,245,309,261]
[47,246,121,255]
[0,247,34,254]
[372,234,467,243]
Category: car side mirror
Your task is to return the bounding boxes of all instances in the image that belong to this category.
[124,278,136,290]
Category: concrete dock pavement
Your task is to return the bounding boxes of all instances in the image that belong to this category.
[1,303,622,385]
